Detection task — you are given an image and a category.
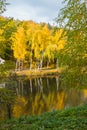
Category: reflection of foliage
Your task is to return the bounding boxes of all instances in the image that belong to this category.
[0,76,86,120]
[0,88,16,119]
[13,96,28,118]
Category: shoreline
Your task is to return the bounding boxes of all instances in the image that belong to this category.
[15,68,61,77]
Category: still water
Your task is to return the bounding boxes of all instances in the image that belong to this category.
[0,76,87,119]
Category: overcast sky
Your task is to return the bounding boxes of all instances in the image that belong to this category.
[3,0,63,24]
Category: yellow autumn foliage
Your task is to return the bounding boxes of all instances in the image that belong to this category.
[11,26,26,61]
[53,29,66,50]
[0,29,5,42]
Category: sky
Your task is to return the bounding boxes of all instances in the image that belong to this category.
[3,0,63,25]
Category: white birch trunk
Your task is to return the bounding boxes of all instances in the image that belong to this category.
[47,59,50,68]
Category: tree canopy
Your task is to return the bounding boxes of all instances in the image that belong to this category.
[57,0,87,73]
[0,0,87,75]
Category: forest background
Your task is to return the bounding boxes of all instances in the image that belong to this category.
[0,0,87,83]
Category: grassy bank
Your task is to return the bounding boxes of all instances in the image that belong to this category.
[0,105,87,130]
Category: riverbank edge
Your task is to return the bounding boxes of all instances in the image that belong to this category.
[0,68,61,78]
[15,68,62,77]
[0,104,87,130]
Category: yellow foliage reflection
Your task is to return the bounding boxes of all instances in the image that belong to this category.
[13,96,27,118]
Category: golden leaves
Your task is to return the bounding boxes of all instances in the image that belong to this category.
[11,21,67,65]
[11,26,26,60]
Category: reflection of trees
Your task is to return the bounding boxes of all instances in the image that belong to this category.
[46,77,50,88]
[0,88,16,119]
[30,89,66,115]
[16,78,33,96]
[18,77,66,115]
[83,89,87,99]
[30,79,32,93]
[4,76,86,119]
[64,88,83,108]
[81,89,87,104]
[16,79,23,95]
[13,96,28,118]
[56,76,59,91]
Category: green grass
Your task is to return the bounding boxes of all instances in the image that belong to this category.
[0,104,87,130]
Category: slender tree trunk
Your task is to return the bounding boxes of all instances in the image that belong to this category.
[47,78,49,88]
[40,51,44,69]
[16,87,19,95]
[15,59,20,71]
[47,59,50,68]
[18,79,21,94]
[36,78,39,91]
[18,60,20,71]
[40,59,43,69]
[21,80,23,96]
[30,79,32,93]
[56,58,59,68]
[35,78,37,86]
[30,50,33,70]
[20,60,23,70]
[35,78,38,91]
[30,58,32,70]
[39,78,44,98]
[35,60,39,70]
[37,78,40,87]
[56,76,59,91]
[15,59,24,71]
[38,61,40,70]
[15,59,18,71]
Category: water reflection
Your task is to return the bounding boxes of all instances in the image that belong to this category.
[0,76,87,120]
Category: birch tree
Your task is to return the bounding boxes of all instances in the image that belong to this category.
[11,26,26,71]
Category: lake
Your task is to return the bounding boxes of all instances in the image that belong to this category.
[0,75,87,120]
